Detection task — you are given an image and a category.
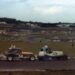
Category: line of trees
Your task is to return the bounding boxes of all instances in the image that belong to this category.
[0,17,70,27]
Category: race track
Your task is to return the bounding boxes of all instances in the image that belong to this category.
[0,59,75,71]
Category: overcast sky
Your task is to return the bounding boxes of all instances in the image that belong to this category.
[0,0,75,22]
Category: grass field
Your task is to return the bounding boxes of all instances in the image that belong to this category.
[0,41,75,57]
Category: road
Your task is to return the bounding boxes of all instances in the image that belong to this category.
[0,59,75,71]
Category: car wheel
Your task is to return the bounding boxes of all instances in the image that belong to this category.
[30,56,35,61]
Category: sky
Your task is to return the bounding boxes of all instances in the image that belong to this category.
[0,0,75,22]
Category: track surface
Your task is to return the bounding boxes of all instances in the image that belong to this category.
[0,59,75,71]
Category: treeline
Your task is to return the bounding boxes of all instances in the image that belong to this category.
[0,17,26,24]
[0,17,61,27]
